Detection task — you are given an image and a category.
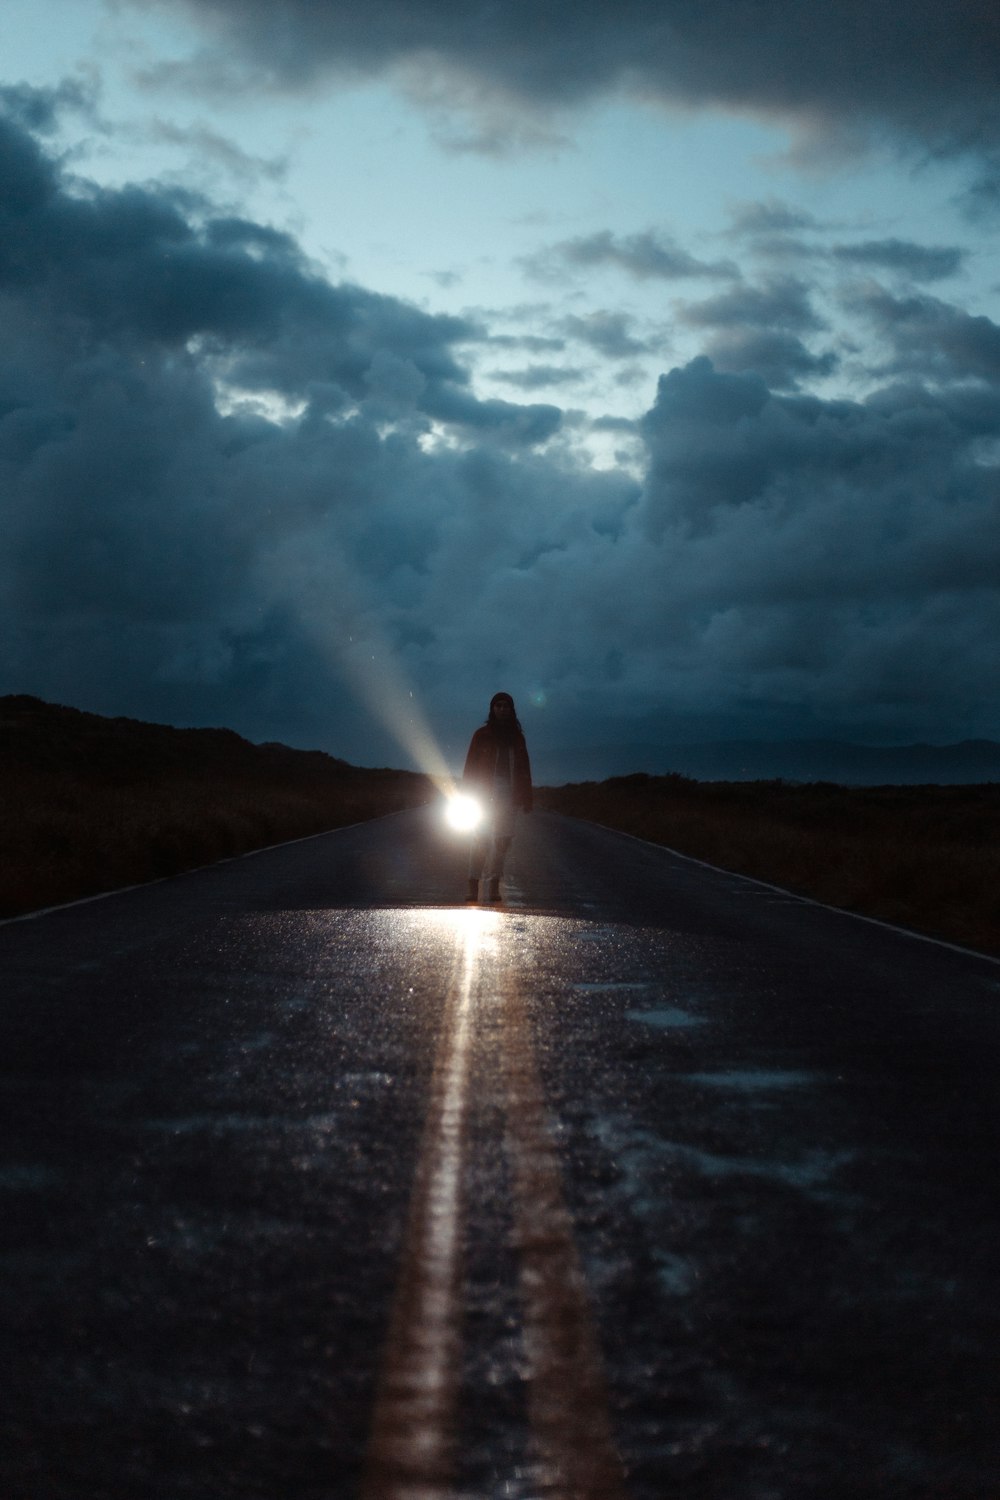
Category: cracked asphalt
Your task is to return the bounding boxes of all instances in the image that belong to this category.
[2,805,999,1498]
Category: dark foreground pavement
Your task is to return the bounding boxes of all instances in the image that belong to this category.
[2,806,999,1498]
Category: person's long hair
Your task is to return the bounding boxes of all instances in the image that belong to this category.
[485,692,523,740]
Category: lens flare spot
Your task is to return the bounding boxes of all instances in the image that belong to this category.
[445,794,482,832]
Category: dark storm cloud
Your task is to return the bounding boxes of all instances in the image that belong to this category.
[673,247,841,389]
[680,276,824,334]
[0,114,463,388]
[959,175,1000,223]
[133,1,1000,176]
[629,353,1000,738]
[0,107,604,755]
[729,200,823,237]
[526,230,735,283]
[487,333,566,354]
[0,78,97,134]
[492,365,585,391]
[728,205,968,289]
[832,238,964,283]
[701,330,838,391]
[0,113,582,450]
[420,385,562,443]
[560,311,654,359]
[853,287,1000,382]
[4,102,1000,758]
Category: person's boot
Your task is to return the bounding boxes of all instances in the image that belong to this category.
[466,877,480,903]
[485,876,501,904]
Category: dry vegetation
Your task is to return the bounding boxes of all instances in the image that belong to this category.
[0,696,432,918]
[5,696,998,955]
[537,772,1000,957]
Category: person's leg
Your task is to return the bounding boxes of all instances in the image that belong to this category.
[488,836,512,879]
[467,815,491,901]
[484,799,516,900]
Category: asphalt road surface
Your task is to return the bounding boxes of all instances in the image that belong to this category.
[2,805,999,1500]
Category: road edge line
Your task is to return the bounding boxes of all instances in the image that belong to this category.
[563,815,1000,969]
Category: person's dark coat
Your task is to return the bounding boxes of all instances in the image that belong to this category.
[463,724,533,812]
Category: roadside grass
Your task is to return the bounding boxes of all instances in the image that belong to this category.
[0,696,432,918]
[536,773,1000,957]
[5,695,998,954]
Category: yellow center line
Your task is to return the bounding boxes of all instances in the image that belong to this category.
[500,971,628,1500]
[360,918,481,1499]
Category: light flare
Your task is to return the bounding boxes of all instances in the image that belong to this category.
[444,792,482,832]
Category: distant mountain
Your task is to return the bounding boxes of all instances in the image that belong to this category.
[6,694,999,789]
[0,695,431,919]
[0,694,357,782]
[536,737,1000,786]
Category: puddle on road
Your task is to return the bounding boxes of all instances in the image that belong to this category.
[575,981,653,993]
[686,1069,814,1091]
[594,1116,853,1205]
[571,984,711,1032]
[0,1163,62,1190]
[655,1249,697,1296]
[626,1006,707,1029]
[145,1111,341,1136]
[671,1142,853,1189]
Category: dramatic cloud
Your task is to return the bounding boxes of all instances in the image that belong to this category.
[699,331,838,392]
[527,230,735,283]
[492,364,585,391]
[560,312,655,359]
[633,355,1000,735]
[129,0,1000,181]
[0,107,627,758]
[0,78,97,135]
[680,276,825,334]
[851,287,1000,382]
[831,238,964,283]
[729,200,823,237]
[3,97,1000,769]
[675,276,838,388]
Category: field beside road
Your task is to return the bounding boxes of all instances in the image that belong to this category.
[5,694,998,957]
[537,773,1000,957]
[0,696,432,918]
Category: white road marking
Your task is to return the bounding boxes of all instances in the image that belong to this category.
[602,823,1000,966]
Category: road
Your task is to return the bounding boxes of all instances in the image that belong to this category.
[2,804,999,1499]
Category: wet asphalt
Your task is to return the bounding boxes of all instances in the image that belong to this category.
[2,804,999,1499]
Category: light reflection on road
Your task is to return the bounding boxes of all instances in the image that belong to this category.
[362,907,625,1500]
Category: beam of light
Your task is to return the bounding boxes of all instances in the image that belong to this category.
[338,632,456,791]
[294,587,469,804]
[294,579,469,807]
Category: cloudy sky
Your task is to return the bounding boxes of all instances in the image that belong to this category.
[3,0,1000,775]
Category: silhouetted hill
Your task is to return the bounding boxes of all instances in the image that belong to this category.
[0,695,357,782]
[538,737,1000,786]
[0,695,431,917]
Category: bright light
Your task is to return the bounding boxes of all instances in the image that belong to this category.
[445,793,482,832]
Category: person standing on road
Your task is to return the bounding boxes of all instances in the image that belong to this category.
[462,691,533,904]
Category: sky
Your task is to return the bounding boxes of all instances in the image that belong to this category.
[2,0,1000,777]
